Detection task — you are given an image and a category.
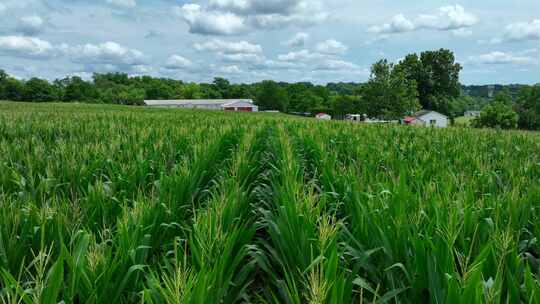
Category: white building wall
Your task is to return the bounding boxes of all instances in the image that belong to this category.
[316,114,332,120]
[418,112,448,128]
[144,100,256,111]
[195,104,222,110]
[222,101,259,112]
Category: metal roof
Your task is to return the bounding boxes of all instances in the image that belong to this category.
[144,99,255,106]
[412,110,447,118]
[404,117,416,123]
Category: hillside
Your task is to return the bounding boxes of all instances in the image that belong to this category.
[460,84,528,99]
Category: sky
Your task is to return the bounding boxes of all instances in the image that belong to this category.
[0,0,539,85]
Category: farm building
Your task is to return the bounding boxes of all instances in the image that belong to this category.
[404,110,448,128]
[144,99,259,112]
[316,113,332,120]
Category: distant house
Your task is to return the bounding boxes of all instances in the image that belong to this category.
[404,110,448,128]
[316,113,332,120]
[143,99,259,112]
[464,111,481,118]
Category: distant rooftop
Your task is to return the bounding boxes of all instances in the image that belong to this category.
[144,99,254,106]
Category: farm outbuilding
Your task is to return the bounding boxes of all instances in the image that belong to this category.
[144,99,259,112]
[316,113,332,120]
[404,110,448,128]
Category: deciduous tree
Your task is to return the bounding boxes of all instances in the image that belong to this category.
[256,80,290,112]
[363,60,420,119]
[396,49,462,115]
[22,78,57,102]
[473,92,518,129]
[516,85,540,130]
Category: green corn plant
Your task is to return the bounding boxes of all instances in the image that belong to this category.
[0,102,538,304]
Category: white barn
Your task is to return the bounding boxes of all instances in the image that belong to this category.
[144,99,259,112]
[404,110,448,128]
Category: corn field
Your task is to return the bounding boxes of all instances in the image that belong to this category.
[0,102,539,303]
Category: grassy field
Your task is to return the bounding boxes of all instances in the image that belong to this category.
[0,102,539,303]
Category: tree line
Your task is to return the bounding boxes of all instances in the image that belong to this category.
[472,88,540,130]
[0,49,538,130]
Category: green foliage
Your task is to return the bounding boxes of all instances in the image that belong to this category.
[212,77,231,98]
[0,102,538,303]
[287,83,321,113]
[56,76,99,102]
[516,84,540,130]
[102,85,146,105]
[473,92,519,129]
[330,95,362,117]
[363,59,420,119]
[396,49,462,115]
[256,80,290,112]
[22,78,59,102]
[181,83,202,99]
[0,76,25,101]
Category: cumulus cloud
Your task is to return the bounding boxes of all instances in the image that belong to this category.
[286,32,309,47]
[81,63,149,74]
[16,15,45,36]
[0,36,57,59]
[177,0,327,35]
[209,0,301,15]
[277,41,349,62]
[315,39,348,55]
[415,5,477,31]
[278,49,324,62]
[368,14,415,34]
[314,59,359,71]
[499,20,540,42]
[106,0,137,9]
[0,35,148,72]
[67,42,146,66]
[194,39,262,54]
[369,5,477,34]
[165,55,192,69]
[219,65,243,74]
[220,53,265,64]
[251,10,327,29]
[194,39,265,65]
[208,0,250,12]
[177,4,248,35]
[132,64,155,74]
[274,42,365,74]
[250,59,304,70]
[468,51,537,65]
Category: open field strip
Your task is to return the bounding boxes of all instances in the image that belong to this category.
[0,102,539,303]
